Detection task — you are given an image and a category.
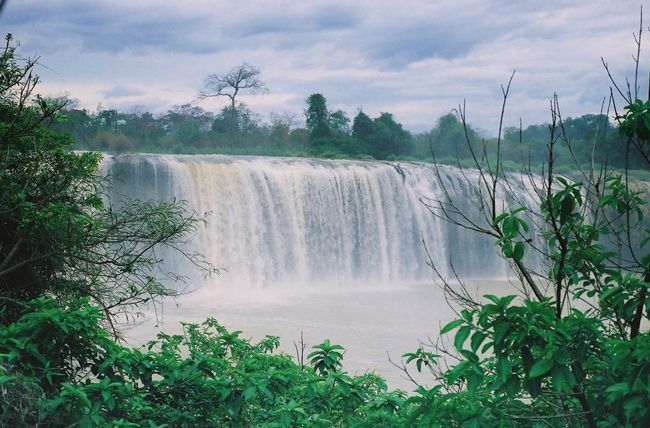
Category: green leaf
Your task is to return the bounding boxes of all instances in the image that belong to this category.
[504,374,520,396]
[605,382,629,395]
[513,241,524,262]
[599,287,621,302]
[454,326,472,351]
[497,358,513,382]
[492,212,509,227]
[484,294,500,304]
[440,319,464,335]
[551,366,575,392]
[0,375,16,384]
[529,358,554,378]
[470,331,486,353]
[493,322,510,348]
[502,241,513,258]
[244,386,257,400]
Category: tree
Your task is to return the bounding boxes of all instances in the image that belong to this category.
[268,112,295,148]
[211,104,262,148]
[0,35,216,328]
[160,104,213,149]
[200,63,266,112]
[368,112,414,159]
[352,110,373,143]
[328,109,351,135]
[305,93,331,139]
[199,63,265,144]
[430,112,480,160]
[120,110,162,147]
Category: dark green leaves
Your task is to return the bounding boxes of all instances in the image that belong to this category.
[618,98,650,141]
[528,359,553,378]
[493,207,529,262]
[512,241,525,262]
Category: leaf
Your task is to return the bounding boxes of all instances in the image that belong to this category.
[454,326,472,351]
[529,358,554,378]
[465,372,482,393]
[502,241,513,258]
[460,350,479,363]
[513,241,524,262]
[518,218,529,233]
[605,382,629,395]
[0,375,16,384]
[470,331,486,353]
[492,212,509,227]
[551,366,574,392]
[599,287,621,303]
[493,322,510,348]
[504,374,520,397]
[499,295,517,308]
[484,294,500,304]
[497,358,513,382]
[440,319,463,335]
[244,386,257,400]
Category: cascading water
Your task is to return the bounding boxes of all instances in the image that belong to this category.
[103,154,541,288]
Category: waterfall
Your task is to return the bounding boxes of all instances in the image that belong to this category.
[103,154,540,288]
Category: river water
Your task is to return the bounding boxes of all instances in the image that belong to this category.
[124,280,513,391]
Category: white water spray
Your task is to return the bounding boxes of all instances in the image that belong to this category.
[104,154,540,288]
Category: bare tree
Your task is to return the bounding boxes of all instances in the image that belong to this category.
[199,63,266,112]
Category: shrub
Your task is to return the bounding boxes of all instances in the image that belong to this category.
[0,297,408,426]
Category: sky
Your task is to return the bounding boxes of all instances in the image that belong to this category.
[1,1,648,134]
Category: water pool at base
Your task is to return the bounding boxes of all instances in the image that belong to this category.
[124,280,513,391]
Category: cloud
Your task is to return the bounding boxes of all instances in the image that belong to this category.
[1,0,646,133]
[102,86,146,99]
[236,5,359,37]
[3,0,219,54]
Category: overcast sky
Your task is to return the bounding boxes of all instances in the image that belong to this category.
[1,1,648,133]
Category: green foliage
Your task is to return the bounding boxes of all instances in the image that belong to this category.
[308,339,345,376]
[492,207,529,262]
[0,297,408,426]
[402,175,650,425]
[618,98,650,141]
[428,113,480,161]
[0,34,215,324]
[305,93,331,140]
[328,110,351,135]
[367,112,414,159]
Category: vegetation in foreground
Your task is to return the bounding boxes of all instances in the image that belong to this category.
[2,23,650,428]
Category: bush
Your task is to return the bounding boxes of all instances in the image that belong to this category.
[92,130,136,152]
[0,297,408,426]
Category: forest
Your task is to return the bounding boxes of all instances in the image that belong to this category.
[57,92,648,172]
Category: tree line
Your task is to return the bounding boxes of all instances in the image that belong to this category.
[56,96,646,171]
